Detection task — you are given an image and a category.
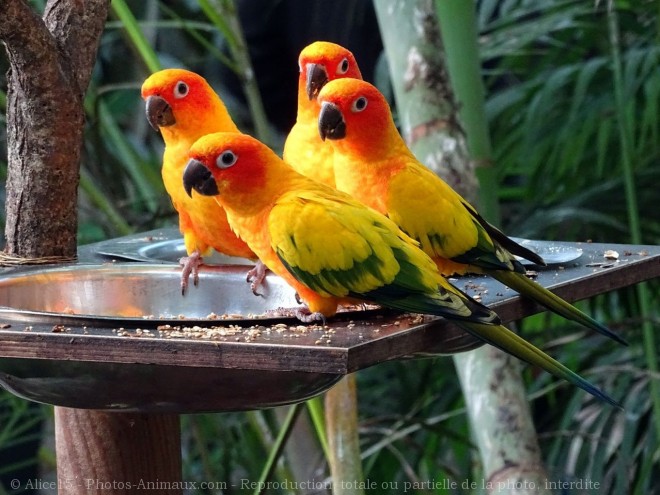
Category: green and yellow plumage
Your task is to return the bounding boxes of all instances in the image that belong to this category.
[318,78,626,346]
[183,132,619,406]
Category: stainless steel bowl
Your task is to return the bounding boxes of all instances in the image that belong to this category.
[0,263,300,325]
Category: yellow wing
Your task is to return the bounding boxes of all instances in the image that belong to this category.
[268,188,442,298]
[388,162,524,272]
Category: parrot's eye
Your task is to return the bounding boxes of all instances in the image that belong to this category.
[216,150,237,169]
[337,58,349,75]
[351,96,368,113]
[174,81,189,99]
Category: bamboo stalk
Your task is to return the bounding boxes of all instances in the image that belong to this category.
[252,405,303,495]
[375,2,551,492]
[111,0,162,73]
[373,0,478,204]
[435,0,500,223]
[79,168,134,236]
[198,0,272,145]
[437,3,552,491]
[606,2,660,440]
[455,346,551,493]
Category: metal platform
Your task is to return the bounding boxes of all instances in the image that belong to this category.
[0,228,656,412]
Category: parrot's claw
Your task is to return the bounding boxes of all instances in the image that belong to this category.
[179,251,203,295]
[246,260,267,297]
[294,307,327,326]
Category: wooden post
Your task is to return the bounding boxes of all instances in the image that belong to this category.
[55,408,182,494]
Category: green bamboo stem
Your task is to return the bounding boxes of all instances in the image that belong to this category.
[79,168,134,237]
[111,0,162,73]
[606,4,660,440]
[306,396,330,461]
[156,3,239,73]
[376,1,550,491]
[455,347,552,493]
[198,0,272,145]
[373,0,479,204]
[252,404,303,495]
[97,100,162,214]
[439,2,551,488]
[325,375,365,495]
[435,0,500,224]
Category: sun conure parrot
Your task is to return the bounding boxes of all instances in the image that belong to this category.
[141,69,265,294]
[316,78,626,346]
[182,131,618,406]
[282,41,362,187]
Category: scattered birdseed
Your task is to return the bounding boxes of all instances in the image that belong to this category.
[604,250,619,260]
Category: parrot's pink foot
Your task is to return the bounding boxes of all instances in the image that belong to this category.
[246,260,267,296]
[294,307,327,325]
[179,251,203,295]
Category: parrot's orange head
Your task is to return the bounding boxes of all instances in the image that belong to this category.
[183,132,271,201]
[317,78,393,145]
[141,69,219,133]
[298,41,362,101]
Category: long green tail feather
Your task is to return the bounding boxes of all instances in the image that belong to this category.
[364,286,618,406]
[493,269,628,346]
[362,287,501,325]
[459,321,621,408]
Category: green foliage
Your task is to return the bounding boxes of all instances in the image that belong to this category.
[479,2,660,491]
[481,0,660,245]
[0,0,657,493]
[0,392,48,494]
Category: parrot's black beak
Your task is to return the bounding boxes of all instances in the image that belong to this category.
[145,95,175,131]
[318,102,346,141]
[183,159,219,197]
[306,63,329,100]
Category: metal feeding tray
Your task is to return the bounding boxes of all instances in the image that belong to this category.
[0,229,657,414]
[0,259,481,413]
[0,263,301,325]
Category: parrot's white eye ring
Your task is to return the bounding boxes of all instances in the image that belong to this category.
[174,81,189,99]
[337,58,350,75]
[351,96,368,113]
[216,150,237,169]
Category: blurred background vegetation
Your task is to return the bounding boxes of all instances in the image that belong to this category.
[0,0,658,493]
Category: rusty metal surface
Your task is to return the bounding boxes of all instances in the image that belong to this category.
[0,228,656,412]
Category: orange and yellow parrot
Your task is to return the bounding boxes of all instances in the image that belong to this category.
[317,78,625,345]
[283,41,362,187]
[141,69,265,293]
[182,131,617,406]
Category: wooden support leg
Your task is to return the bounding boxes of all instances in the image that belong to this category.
[55,407,182,494]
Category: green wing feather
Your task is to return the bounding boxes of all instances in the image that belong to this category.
[388,164,525,271]
[269,188,618,406]
[270,189,442,298]
[387,161,622,346]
